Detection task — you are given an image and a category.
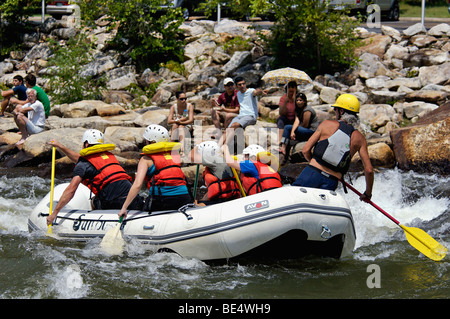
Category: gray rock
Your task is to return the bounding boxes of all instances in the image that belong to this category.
[0,61,14,76]
[222,51,251,76]
[369,90,407,104]
[403,23,427,37]
[24,43,52,61]
[381,25,402,41]
[427,23,450,36]
[418,62,450,86]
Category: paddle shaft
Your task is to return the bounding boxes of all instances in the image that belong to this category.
[47,146,56,234]
[193,164,200,203]
[231,167,246,197]
[342,180,401,225]
[343,180,447,261]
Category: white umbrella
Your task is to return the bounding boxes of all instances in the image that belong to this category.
[261,67,312,86]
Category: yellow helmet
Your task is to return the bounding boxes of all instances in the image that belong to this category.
[333,94,360,113]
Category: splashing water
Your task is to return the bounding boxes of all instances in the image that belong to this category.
[0,168,448,299]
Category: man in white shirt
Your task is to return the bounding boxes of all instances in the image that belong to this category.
[13,88,45,146]
[220,76,267,148]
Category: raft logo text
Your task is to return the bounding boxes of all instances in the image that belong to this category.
[178,302,271,316]
[245,200,269,213]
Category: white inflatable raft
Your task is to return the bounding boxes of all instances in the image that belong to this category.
[28,183,356,261]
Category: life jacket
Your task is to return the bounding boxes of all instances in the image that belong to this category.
[240,160,282,196]
[312,121,355,174]
[203,167,241,200]
[141,142,187,193]
[79,144,132,196]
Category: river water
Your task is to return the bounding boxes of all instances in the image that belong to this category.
[0,168,448,302]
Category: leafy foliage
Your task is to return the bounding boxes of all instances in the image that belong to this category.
[222,36,253,55]
[45,33,105,104]
[250,0,364,77]
[198,0,258,20]
[0,0,40,23]
[0,0,41,57]
[78,0,185,71]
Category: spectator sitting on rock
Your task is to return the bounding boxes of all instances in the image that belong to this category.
[219,76,267,150]
[1,75,27,117]
[11,74,51,118]
[13,88,45,146]
[168,91,194,156]
[276,81,297,149]
[210,77,240,139]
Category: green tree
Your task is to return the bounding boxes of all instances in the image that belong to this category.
[45,33,105,104]
[0,0,41,57]
[248,0,363,76]
[0,0,40,23]
[79,0,185,71]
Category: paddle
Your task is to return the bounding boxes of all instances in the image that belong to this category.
[47,146,56,235]
[231,167,246,197]
[342,180,447,261]
[100,216,125,255]
[193,164,200,204]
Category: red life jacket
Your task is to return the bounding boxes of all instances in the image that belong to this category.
[203,167,241,201]
[240,160,282,195]
[81,151,132,195]
[145,151,187,191]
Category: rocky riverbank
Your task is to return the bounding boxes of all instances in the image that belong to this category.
[0,17,449,181]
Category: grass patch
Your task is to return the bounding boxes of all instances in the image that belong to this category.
[400,1,449,18]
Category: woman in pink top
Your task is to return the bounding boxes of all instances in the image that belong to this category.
[277,81,297,149]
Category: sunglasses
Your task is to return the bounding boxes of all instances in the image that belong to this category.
[179,97,187,101]
[237,82,246,87]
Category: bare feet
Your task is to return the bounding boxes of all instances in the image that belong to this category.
[15,138,26,146]
[278,145,286,155]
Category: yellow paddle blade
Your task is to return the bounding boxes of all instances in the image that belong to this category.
[100,224,125,255]
[401,225,447,261]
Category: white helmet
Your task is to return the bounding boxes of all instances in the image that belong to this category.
[82,129,104,145]
[143,124,169,143]
[243,144,265,158]
[197,141,220,157]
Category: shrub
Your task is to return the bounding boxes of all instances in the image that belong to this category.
[251,0,364,77]
[78,0,186,71]
[45,33,105,104]
[0,0,41,58]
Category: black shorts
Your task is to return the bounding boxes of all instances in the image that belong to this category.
[147,193,192,212]
[95,194,144,211]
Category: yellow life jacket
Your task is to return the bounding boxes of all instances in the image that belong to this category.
[257,151,280,172]
[141,142,181,155]
[79,143,115,156]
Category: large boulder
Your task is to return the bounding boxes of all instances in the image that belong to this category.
[355,34,392,58]
[390,102,450,175]
[51,100,126,118]
[350,142,395,171]
[418,62,450,86]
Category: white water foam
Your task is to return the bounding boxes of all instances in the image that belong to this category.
[338,169,449,252]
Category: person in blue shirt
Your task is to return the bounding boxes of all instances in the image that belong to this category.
[219,76,268,147]
[1,75,27,116]
[222,144,282,196]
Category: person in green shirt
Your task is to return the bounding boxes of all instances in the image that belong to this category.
[11,74,50,117]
